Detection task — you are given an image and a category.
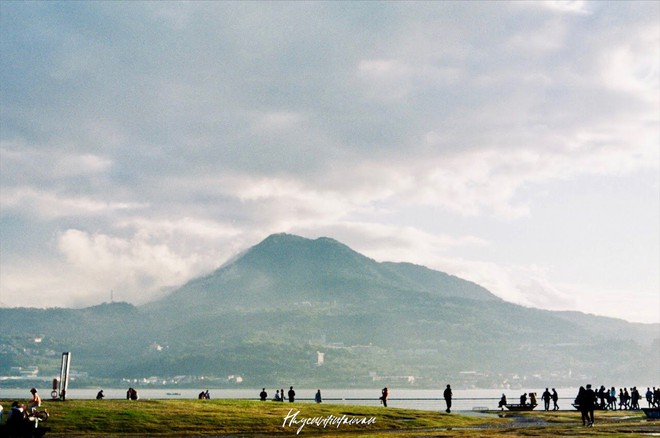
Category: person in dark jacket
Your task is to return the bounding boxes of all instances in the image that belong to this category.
[584,384,596,426]
[443,384,453,413]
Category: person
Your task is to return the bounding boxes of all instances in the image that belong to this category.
[96,390,105,400]
[575,386,588,426]
[315,389,322,404]
[6,402,28,428]
[280,388,285,402]
[498,394,507,410]
[128,388,139,400]
[204,390,210,400]
[274,389,281,401]
[608,387,617,410]
[198,391,206,399]
[646,388,653,408]
[520,393,527,405]
[529,392,537,407]
[260,388,268,401]
[28,388,42,411]
[288,386,296,403]
[380,387,389,407]
[542,388,551,410]
[631,387,640,410]
[551,388,559,410]
[584,384,596,426]
[443,384,452,413]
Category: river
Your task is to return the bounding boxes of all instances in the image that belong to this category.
[0,387,598,411]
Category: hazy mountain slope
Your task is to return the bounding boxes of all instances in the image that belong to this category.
[2,233,658,386]
[146,233,500,316]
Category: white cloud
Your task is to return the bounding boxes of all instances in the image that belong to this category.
[1,1,658,323]
[54,229,206,305]
[538,1,591,15]
[599,25,660,102]
[252,111,305,131]
[0,187,142,220]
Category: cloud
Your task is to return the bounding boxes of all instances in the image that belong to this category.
[538,1,592,15]
[1,187,142,220]
[1,1,658,322]
[54,228,215,305]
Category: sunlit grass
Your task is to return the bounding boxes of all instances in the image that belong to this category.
[1,399,656,437]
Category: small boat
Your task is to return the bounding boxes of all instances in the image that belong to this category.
[642,408,660,419]
[504,404,537,411]
[166,392,181,396]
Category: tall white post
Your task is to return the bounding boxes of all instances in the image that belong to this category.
[59,352,71,400]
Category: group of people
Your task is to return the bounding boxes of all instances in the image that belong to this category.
[259,386,321,403]
[197,390,211,399]
[126,387,139,400]
[497,389,560,410]
[580,385,660,411]
[1,388,49,433]
[573,384,660,427]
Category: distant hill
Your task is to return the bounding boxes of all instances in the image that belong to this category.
[1,233,658,388]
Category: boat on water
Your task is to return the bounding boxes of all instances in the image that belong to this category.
[166,392,181,396]
[504,404,537,411]
[642,408,660,419]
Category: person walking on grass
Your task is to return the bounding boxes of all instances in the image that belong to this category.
[584,384,596,427]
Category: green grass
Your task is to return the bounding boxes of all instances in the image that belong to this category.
[1,399,657,437]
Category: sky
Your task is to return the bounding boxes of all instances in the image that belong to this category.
[1,1,658,324]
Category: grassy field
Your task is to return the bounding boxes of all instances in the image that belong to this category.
[1,399,658,437]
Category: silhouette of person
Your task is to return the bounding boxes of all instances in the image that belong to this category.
[96,390,104,400]
[498,394,507,410]
[542,388,551,410]
[380,387,389,407]
[551,388,559,410]
[584,384,596,426]
[575,386,588,425]
[288,386,296,402]
[274,389,281,401]
[260,388,268,401]
[280,389,285,402]
[6,401,29,429]
[529,392,537,406]
[443,384,452,413]
[315,389,322,403]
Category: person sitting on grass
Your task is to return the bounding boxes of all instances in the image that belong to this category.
[28,388,42,411]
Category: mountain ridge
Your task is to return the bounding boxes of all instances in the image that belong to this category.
[1,233,658,388]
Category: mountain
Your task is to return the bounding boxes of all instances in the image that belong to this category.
[147,233,499,314]
[1,233,658,389]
